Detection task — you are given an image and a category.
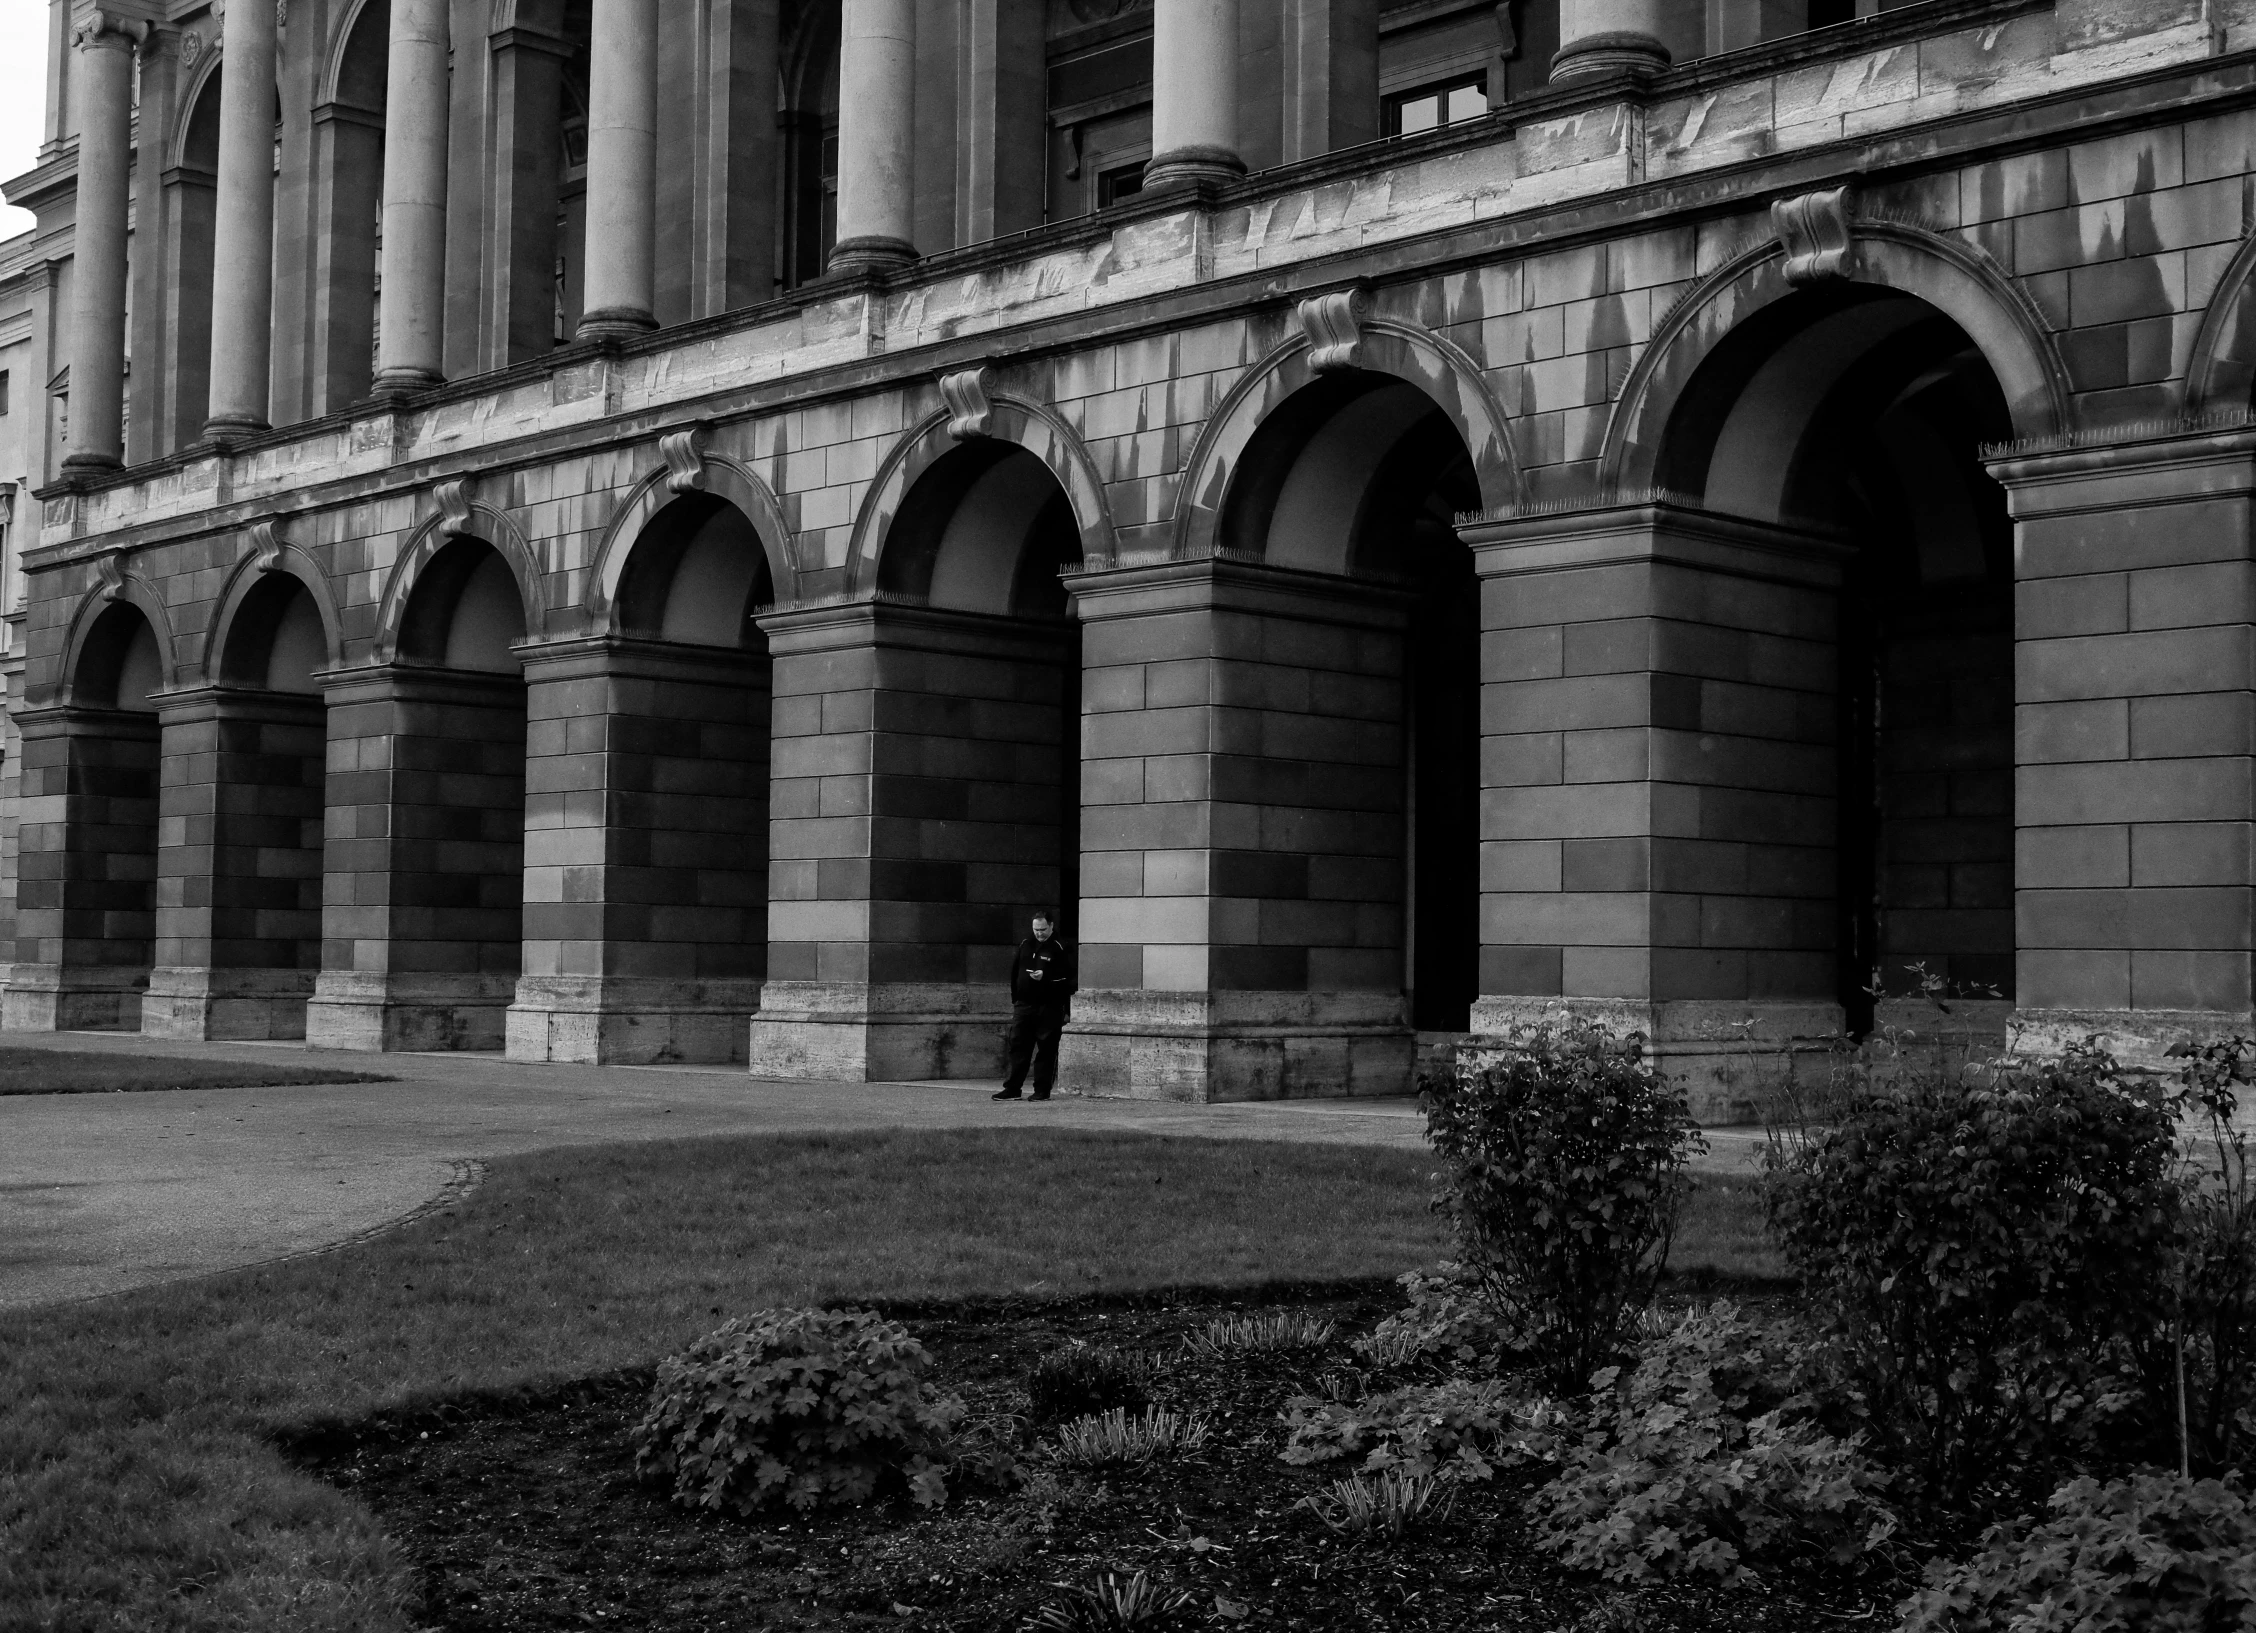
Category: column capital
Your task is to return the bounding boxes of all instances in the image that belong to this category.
[73,12,148,52]
[1062,553,1413,629]
[1459,499,1850,588]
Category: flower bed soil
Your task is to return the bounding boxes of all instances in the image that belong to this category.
[281,1279,1891,1633]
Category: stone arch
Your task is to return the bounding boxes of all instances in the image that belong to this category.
[203,536,346,686]
[845,392,1117,597]
[1602,221,2072,497]
[321,0,390,110]
[373,501,547,663]
[1174,315,1521,562]
[174,49,225,171]
[585,451,794,631]
[58,571,181,708]
[2184,228,2256,417]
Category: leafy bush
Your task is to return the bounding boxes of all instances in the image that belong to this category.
[2167,1039,2256,1472]
[1279,1376,1568,1481]
[1532,1304,1896,1587]
[1421,1021,1703,1390]
[1299,1471,1455,1537]
[1764,1047,2180,1506]
[1050,1406,1211,1467]
[1183,1311,1337,1357]
[1027,1345,1153,1426]
[632,1307,966,1513]
[1353,1262,1517,1373]
[1897,1473,2256,1632]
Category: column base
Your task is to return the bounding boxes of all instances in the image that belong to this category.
[573,307,658,344]
[1141,147,1246,192]
[200,412,272,443]
[367,366,445,398]
[1060,991,1413,1104]
[306,971,518,1052]
[747,981,1012,1082]
[1549,32,1671,81]
[1,964,150,1032]
[825,236,919,276]
[2009,1006,2254,1074]
[141,967,314,1041]
[1466,996,1846,1125]
[507,975,760,1065]
[58,451,122,477]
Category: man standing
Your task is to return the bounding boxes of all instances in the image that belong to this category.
[993,910,1076,1101]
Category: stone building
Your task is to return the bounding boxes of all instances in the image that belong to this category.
[6,0,2255,1110]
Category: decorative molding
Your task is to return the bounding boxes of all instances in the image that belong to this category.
[659,423,709,494]
[94,552,127,603]
[433,476,476,536]
[74,10,148,50]
[246,516,291,572]
[938,367,995,441]
[1771,187,1854,285]
[1297,284,1374,373]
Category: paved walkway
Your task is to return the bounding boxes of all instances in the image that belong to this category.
[0,1033,1770,1314]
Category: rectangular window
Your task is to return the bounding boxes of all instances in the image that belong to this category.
[0,370,9,417]
[1384,75,1488,138]
[1097,161,1144,209]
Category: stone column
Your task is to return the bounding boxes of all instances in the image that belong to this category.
[654,0,780,321]
[126,26,189,464]
[507,638,770,1064]
[953,0,1045,243]
[141,688,326,1040]
[59,11,143,476]
[827,0,918,275]
[2,704,161,1031]
[203,0,280,441]
[1058,557,1413,1102]
[1281,0,1379,162]
[1462,502,1848,1120]
[1992,429,2256,1068]
[1551,0,1671,79]
[1147,0,1244,191]
[747,603,1074,1080]
[307,666,528,1051]
[372,0,452,394]
[578,0,660,340]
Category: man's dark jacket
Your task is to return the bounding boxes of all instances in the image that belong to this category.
[1010,935,1077,1010]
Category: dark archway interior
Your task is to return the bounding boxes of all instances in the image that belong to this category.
[57,603,164,983]
[614,492,776,646]
[1222,374,1483,1033]
[1664,286,2017,1033]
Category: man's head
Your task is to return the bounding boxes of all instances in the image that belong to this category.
[1031,911,1056,941]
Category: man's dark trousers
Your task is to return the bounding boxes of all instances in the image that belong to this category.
[1003,1003,1067,1097]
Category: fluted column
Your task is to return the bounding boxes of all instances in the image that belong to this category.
[373,0,452,393]
[60,12,143,476]
[204,0,280,440]
[578,0,660,339]
[827,0,917,275]
[1146,0,1243,191]
[1551,0,1671,80]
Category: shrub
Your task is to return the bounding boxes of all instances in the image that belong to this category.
[1183,1311,1337,1357]
[632,1307,965,1514]
[1353,1262,1517,1373]
[1896,1473,2256,1633]
[1027,1345,1153,1426]
[1279,1376,1568,1481]
[1532,1304,1896,1587]
[1050,1406,1211,1467]
[1299,1470,1455,1537]
[1421,1021,1703,1390]
[2167,1039,2256,1472]
[1026,1571,1197,1631]
[1764,1047,2181,1507]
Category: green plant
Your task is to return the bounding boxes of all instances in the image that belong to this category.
[1421,1021,1703,1390]
[1183,1311,1338,1357]
[1299,1470,1455,1536]
[1027,1345,1154,1425]
[1896,1473,2256,1632]
[1763,1046,2181,1507]
[1353,1262,1516,1373]
[631,1306,966,1513]
[1050,1406,1211,1467]
[1026,1571,1197,1631]
[1532,1304,1897,1587]
[1279,1377,1568,1481]
[2166,1039,2256,1472]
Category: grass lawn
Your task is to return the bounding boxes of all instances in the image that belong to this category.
[0,1046,392,1096]
[0,1127,1773,1632]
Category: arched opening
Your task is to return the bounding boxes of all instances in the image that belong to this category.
[390,538,533,1044]
[781,3,841,288]
[515,493,775,1063]
[158,69,223,453]
[305,0,389,414]
[1219,373,1483,1038]
[1659,285,2016,1040]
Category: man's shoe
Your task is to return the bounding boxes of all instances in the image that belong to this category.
[991,1088,1023,1100]
[1029,1092,1052,1101]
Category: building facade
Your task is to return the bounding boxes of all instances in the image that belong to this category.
[6,0,2255,1110]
